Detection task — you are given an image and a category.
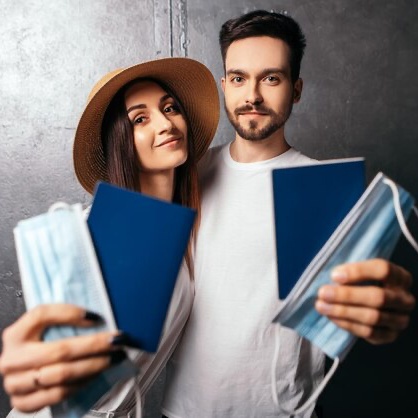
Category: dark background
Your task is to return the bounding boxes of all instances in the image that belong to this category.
[1,1,417,416]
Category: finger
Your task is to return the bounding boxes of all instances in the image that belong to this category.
[0,331,119,374]
[331,259,413,289]
[2,304,103,344]
[318,284,416,312]
[4,351,126,396]
[315,300,410,331]
[10,383,82,413]
[328,318,399,345]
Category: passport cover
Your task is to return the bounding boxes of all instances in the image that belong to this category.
[87,182,196,352]
[272,158,365,299]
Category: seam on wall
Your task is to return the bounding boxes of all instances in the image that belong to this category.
[171,0,188,57]
[169,0,173,56]
[179,0,188,57]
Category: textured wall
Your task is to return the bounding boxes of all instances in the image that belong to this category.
[1,1,417,417]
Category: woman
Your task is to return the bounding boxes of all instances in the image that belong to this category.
[0,57,219,417]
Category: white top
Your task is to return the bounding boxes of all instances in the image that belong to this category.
[91,261,194,414]
[162,144,325,418]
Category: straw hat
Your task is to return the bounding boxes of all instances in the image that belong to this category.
[73,57,220,194]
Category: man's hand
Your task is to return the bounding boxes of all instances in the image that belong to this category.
[315,259,415,344]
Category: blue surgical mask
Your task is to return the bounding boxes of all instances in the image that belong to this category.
[14,202,116,336]
[14,202,139,418]
[271,173,418,415]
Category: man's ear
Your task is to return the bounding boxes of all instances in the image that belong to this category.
[293,78,303,103]
[221,77,226,93]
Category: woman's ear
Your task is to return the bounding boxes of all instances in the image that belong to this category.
[293,78,303,103]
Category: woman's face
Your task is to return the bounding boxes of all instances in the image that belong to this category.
[125,80,188,172]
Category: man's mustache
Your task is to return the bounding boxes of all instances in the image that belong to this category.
[234,104,273,116]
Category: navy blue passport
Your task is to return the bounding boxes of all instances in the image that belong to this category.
[272,158,365,299]
[87,182,196,352]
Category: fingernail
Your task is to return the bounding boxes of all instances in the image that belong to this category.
[331,267,348,283]
[110,333,137,348]
[318,286,336,300]
[316,300,332,314]
[110,350,127,365]
[84,311,104,322]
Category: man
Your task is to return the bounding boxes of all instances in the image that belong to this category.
[161,10,415,417]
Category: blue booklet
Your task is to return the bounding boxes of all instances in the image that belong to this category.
[87,182,196,352]
[272,158,365,299]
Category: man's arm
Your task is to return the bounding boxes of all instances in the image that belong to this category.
[315,259,415,344]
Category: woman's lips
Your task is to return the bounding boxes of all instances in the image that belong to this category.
[156,136,182,147]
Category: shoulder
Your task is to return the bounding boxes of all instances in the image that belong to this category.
[197,143,227,175]
[284,148,318,166]
[83,205,92,219]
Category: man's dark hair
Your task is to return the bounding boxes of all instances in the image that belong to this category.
[219,10,306,83]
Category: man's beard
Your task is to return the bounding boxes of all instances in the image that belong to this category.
[225,101,293,141]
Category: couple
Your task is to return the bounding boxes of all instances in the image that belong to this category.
[1,10,415,418]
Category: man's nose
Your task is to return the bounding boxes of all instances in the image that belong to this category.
[245,81,263,105]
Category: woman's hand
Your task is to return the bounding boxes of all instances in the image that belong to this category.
[0,304,126,412]
[316,259,416,344]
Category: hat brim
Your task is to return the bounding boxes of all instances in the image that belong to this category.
[73,57,220,194]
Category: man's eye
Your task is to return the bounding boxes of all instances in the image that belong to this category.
[266,76,279,83]
[232,76,244,83]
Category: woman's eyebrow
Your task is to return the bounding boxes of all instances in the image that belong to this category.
[127,94,173,114]
[127,103,146,114]
[159,94,172,103]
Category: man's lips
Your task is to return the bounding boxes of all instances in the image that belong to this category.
[238,111,269,118]
[235,107,270,116]
[156,136,182,147]
[239,112,268,115]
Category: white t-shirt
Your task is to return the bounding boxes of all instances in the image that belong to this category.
[162,144,325,418]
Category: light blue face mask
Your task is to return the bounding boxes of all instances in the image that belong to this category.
[14,202,116,335]
[14,203,139,418]
[271,173,418,415]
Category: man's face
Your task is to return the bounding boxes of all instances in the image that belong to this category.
[222,36,302,141]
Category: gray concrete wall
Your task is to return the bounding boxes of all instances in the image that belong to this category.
[1,1,417,417]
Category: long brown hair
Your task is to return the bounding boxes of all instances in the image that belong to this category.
[101,78,200,276]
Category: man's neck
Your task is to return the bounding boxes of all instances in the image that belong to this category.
[229,132,290,163]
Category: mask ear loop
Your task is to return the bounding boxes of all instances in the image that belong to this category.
[134,373,143,418]
[271,323,340,416]
[48,202,71,212]
[383,178,418,254]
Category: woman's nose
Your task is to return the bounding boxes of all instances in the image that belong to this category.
[156,112,174,134]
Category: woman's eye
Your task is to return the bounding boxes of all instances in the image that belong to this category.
[164,104,179,113]
[133,116,145,125]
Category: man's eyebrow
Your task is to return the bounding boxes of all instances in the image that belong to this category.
[126,94,172,114]
[259,67,289,77]
[226,67,289,78]
[226,69,248,77]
